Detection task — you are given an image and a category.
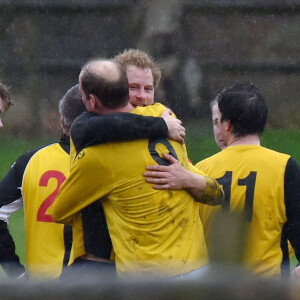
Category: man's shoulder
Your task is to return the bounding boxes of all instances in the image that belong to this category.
[197,150,222,163]
[13,146,46,173]
[256,146,291,166]
[71,112,107,153]
[71,111,94,136]
[25,142,63,166]
[260,146,291,158]
[15,148,41,165]
[132,103,167,117]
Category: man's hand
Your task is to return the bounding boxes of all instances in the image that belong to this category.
[161,109,185,144]
[144,153,189,190]
[144,153,224,205]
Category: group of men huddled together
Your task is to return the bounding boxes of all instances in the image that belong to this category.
[0,49,300,282]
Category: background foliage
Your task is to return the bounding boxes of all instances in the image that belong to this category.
[0,0,299,136]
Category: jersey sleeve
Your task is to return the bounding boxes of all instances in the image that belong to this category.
[284,157,300,263]
[0,219,25,278]
[0,149,38,207]
[189,163,225,206]
[52,147,114,225]
[71,112,168,155]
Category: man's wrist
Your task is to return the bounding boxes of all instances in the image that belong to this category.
[197,176,225,206]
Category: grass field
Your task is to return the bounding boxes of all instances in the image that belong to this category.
[0,125,299,277]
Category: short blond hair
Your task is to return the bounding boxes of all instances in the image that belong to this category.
[114,49,161,88]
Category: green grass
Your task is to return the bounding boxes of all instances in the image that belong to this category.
[0,127,299,277]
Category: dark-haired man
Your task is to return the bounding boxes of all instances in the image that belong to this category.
[210,99,226,150]
[144,82,300,278]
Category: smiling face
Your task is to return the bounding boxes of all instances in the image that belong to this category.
[126,65,154,108]
[212,103,227,150]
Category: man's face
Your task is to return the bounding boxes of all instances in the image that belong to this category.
[126,65,154,108]
[0,97,4,128]
[212,103,226,150]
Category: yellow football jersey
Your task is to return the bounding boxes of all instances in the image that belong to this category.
[22,143,70,279]
[53,103,208,277]
[197,145,291,277]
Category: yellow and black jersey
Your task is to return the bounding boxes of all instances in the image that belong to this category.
[66,105,223,265]
[196,145,300,277]
[0,113,170,276]
[53,103,208,277]
[22,137,72,279]
[67,107,177,264]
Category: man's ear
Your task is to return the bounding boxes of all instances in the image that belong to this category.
[90,94,100,110]
[60,115,65,129]
[60,115,69,134]
[225,119,232,132]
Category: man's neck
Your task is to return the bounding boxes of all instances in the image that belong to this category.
[228,134,261,146]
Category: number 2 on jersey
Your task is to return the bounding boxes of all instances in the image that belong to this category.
[216,171,257,221]
[37,170,66,223]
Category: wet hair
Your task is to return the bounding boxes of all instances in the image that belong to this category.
[216,82,268,137]
[0,82,12,112]
[58,84,86,130]
[114,49,161,88]
[80,59,129,109]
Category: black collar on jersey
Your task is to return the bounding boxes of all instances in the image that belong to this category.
[70,111,103,155]
[59,134,70,154]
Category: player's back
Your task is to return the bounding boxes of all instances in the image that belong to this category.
[22,143,70,279]
[53,103,208,277]
[79,134,207,276]
[197,145,291,276]
[59,103,208,277]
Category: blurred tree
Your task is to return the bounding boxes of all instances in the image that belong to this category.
[135,0,204,120]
